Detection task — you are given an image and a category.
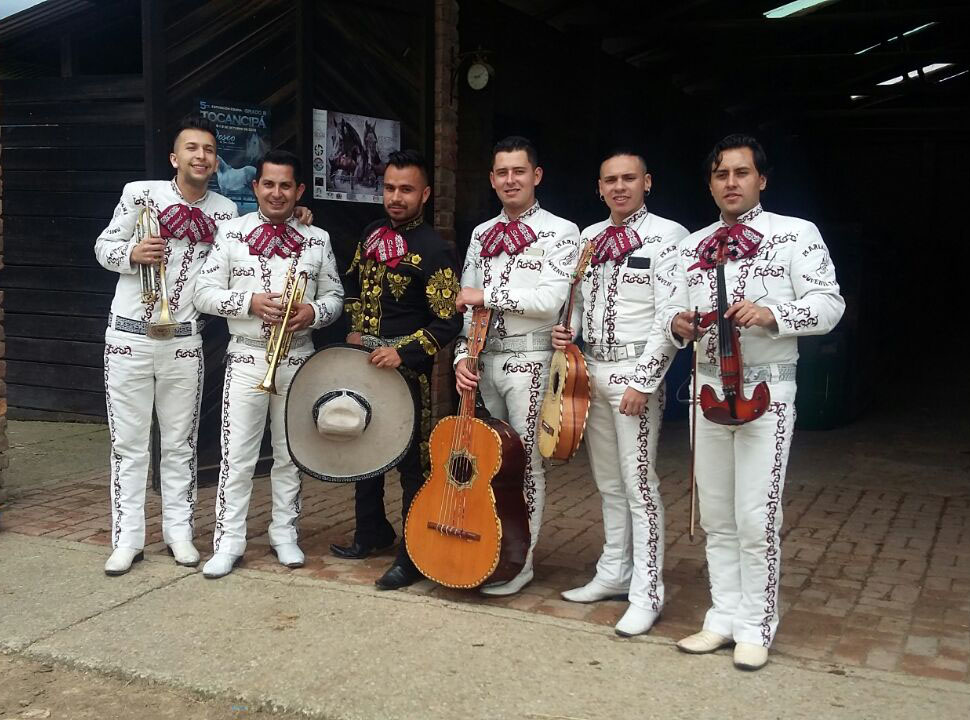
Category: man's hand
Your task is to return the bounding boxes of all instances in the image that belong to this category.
[130,234,165,265]
[370,347,401,369]
[725,300,777,331]
[285,303,315,332]
[294,206,314,225]
[456,287,485,313]
[672,311,707,341]
[619,387,649,416]
[455,361,479,392]
[551,324,572,351]
[346,332,363,346]
[251,292,283,323]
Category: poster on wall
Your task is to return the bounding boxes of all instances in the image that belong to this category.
[198,99,271,214]
[312,109,401,203]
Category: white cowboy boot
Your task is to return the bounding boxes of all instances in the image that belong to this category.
[561,578,628,603]
[676,629,733,654]
[273,543,305,568]
[104,547,144,576]
[168,541,200,567]
[202,552,242,579]
[614,604,659,637]
[734,643,769,670]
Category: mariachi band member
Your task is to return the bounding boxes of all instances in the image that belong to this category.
[455,136,581,596]
[95,116,237,575]
[331,149,463,591]
[195,149,343,579]
[552,151,688,636]
[663,135,844,669]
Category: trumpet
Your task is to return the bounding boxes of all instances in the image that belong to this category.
[136,207,178,340]
[255,266,309,394]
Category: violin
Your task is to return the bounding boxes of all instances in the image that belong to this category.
[695,238,770,426]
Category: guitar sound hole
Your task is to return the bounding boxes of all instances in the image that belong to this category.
[449,454,474,486]
[552,372,561,394]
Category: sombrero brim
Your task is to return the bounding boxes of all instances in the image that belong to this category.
[285,344,415,483]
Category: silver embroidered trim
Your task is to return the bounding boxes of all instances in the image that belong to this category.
[484,333,552,353]
[586,341,649,362]
[361,334,411,350]
[230,334,310,350]
[107,313,202,337]
[696,362,796,383]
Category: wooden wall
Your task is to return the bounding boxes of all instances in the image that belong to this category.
[0,0,435,448]
[0,75,145,420]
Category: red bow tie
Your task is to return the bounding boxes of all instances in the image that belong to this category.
[245,222,304,259]
[688,223,763,271]
[479,219,537,257]
[592,225,643,265]
[363,225,407,268]
[158,204,217,244]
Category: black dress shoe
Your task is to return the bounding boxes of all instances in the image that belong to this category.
[329,539,394,560]
[375,564,422,591]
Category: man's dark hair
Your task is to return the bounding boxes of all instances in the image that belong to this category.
[386,149,430,185]
[492,135,538,169]
[705,134,769,179]
[173,114,218,148]
[601,148,648,175]
[256,149,303,185]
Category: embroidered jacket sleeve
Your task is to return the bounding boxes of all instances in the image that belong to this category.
[394,244,462,369]
[453,225,487,364]
[654,240,693,351]
[630,234,688,394]
[343,243,365,334]
[765,223,845,338]
[194,227,252,319]
[95,183,141,274]
[308,234,344,330]
[483,221,581,318]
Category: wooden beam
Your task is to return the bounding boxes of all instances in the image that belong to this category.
[295,0,313,172]
[141,0,166,179]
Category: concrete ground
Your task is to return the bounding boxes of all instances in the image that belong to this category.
[1,408,968,719]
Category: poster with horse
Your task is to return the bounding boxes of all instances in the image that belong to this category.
[198,99,271,214]
[312,109,401,203]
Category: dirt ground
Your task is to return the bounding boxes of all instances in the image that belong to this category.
[0,654,305,720]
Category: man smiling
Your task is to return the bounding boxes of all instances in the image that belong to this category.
[95,116,237,576]
[195,149,344,579]
[664,135,844,669]
[455,136,581,596]
[552,150,687,637]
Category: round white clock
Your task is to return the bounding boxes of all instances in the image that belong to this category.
[467,62,490,90]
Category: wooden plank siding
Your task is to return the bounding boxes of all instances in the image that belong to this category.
[0,0,435,465]
[0,73,145,420]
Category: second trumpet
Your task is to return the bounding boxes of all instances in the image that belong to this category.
[255,266,309,394]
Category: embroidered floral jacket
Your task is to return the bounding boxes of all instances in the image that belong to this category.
[654,204,845,369]
[194,211,344,341]
[95,180,238,324]
[455,201,581,361]
[344,216,463,369]
[572,206,689,394]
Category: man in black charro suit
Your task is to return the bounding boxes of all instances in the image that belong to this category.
[330,149,463,591]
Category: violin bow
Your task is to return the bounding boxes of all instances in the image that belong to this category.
[688,307,700,542]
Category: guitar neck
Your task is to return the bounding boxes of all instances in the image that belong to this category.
[458,355,478,418]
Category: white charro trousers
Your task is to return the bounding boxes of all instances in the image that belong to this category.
[693,378,797,647]
[103,328,204,550]
[583,358,666,613]
[211,345,312,556]
[477,349,550,570]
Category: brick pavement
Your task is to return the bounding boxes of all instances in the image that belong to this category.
[1,419,968,683]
